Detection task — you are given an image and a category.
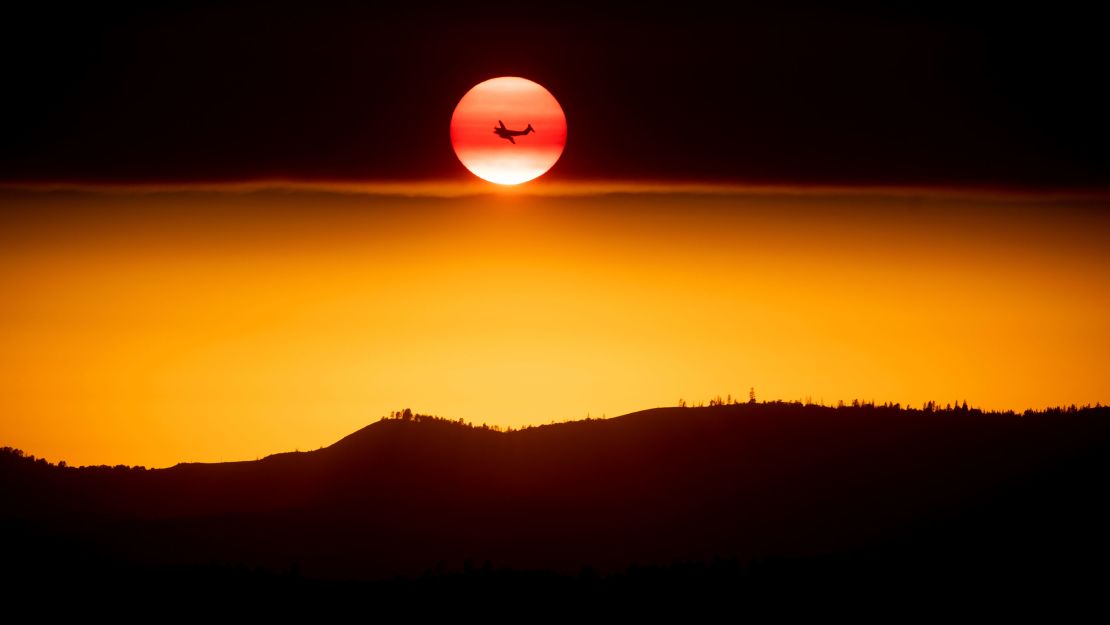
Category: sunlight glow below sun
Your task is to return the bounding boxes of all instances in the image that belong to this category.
[450,77,567,185]
[1,186,1107,467]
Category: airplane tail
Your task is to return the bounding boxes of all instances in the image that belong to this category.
[526,123,534,134]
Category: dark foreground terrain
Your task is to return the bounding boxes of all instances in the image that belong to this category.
[3,402,1109,613]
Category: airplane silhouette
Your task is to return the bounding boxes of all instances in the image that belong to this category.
[494,120,534,144]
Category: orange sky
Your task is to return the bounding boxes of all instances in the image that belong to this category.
[1,183,1107,467]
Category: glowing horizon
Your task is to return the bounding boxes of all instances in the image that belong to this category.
[1,183,1107,467]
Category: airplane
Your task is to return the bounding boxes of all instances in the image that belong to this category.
[493,120,534,144]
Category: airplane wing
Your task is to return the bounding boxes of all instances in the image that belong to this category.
[507,136,515,144]
[498,120,506,129]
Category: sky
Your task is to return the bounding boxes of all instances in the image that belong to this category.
[1,2,1108,466]
[2,1,1108,187]
[2,185,1107,467]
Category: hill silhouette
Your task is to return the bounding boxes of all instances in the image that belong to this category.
[3,401,1110,611]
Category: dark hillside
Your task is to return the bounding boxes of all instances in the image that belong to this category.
[3,402,1109,604]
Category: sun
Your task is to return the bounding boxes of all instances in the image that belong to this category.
[450,77,567,185]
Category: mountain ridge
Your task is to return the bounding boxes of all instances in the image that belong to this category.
[3,402,1109,582]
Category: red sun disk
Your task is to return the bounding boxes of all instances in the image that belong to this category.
[450,77,567,185]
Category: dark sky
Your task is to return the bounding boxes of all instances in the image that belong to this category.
[2,1,1107,188]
